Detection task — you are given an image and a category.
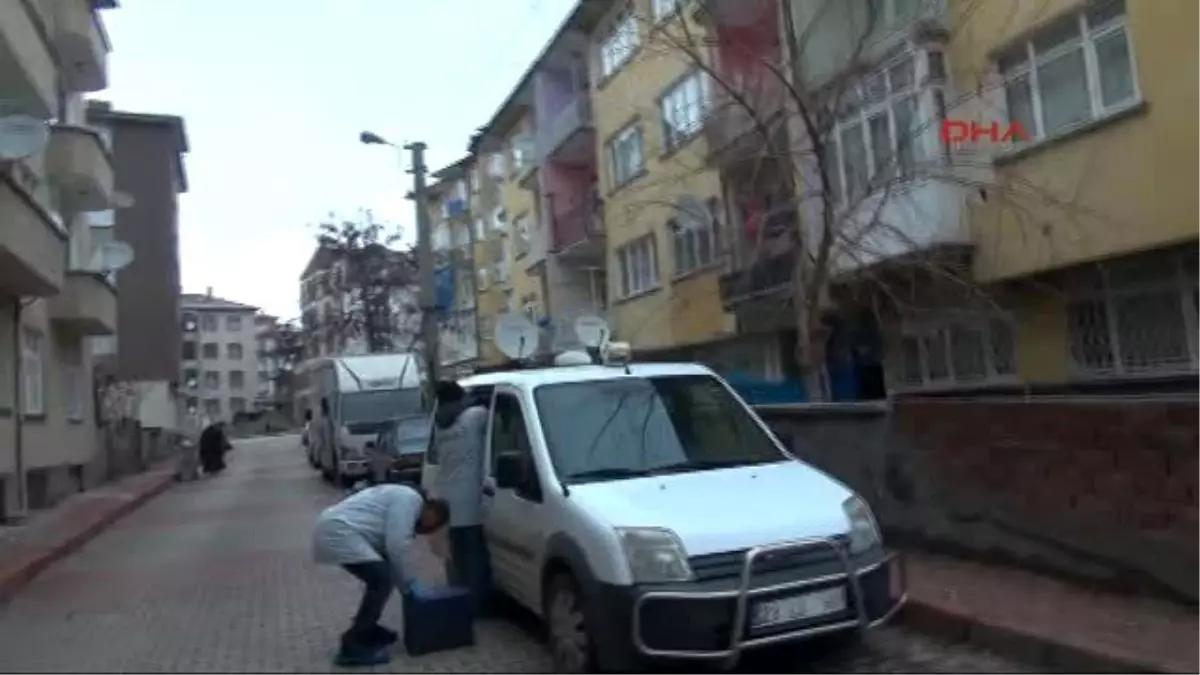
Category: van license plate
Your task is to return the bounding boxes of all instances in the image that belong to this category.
[750,587,847,628]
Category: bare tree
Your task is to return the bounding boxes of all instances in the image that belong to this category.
[313,211,421,355]
[614,0,1094,399]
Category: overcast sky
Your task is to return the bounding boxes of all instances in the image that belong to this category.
[99,0,573,320]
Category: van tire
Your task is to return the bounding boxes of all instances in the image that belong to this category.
[543,573,596,673]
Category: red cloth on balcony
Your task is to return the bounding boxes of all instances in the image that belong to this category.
[743,200,764,241]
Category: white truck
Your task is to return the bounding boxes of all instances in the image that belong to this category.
[307,353,426,488]
[421,346,906,672]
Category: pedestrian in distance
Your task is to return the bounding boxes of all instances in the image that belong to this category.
[312,483,451,667]
[431,381,493,614]
[197,420,233,475]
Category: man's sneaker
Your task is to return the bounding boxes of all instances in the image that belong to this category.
[333,645,391,668]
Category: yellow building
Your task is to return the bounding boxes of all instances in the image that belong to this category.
[425,159,482,376]
[774,0,1198,396]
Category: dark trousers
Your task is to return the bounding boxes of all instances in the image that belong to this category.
[341,561,393,652]
[444,525,492,613]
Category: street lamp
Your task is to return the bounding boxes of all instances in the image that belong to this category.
[359,130,389,146]
[359,130,440,392]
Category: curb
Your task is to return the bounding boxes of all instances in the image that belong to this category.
[898,600,1166,674]
[0,470,176,604]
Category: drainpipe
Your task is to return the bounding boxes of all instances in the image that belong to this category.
[9,296,34,520]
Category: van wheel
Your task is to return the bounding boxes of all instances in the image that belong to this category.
[544,573,595,673]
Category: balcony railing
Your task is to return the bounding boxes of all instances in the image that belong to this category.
[537,94,593,161]
[718,253,794,306]
[550,200,604,253]
[705,70,788,161]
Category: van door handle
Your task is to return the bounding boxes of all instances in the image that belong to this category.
[482,485,495,497]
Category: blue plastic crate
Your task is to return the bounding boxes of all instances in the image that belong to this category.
[402,584,475,656]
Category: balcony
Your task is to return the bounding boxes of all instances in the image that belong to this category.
[53,1,109,93]
[47,124,114,212]
[705,71,789,166]
[48,270,117,335]
[444,197,469,222]
[537,94,594,163]
[0,175,66,296]
[550,202,604,264]
[719,253,793,307]
[0,2,57,118]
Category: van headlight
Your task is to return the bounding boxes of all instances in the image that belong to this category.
[842,496,881,554]
[617,527,693,583]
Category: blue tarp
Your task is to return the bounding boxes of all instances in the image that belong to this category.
[434,267,454,312]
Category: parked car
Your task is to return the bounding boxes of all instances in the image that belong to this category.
[368,414,432,486]
[420,349,906,673]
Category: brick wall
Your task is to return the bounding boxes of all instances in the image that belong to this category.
[759,397,1200,603]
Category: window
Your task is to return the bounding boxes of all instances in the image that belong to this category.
[652,0,679,21]
[514,215,530,256]
[478,267,490,291]
[491,207,507,232]
[1065,251,1197,377]
[433,224,450,251]
[204,371,220,390]
[489,392,538,498]
[21,328,44,416]
[511,134,535,173]
[660,71,711,150]
[488,152,507,178]
[534,375,784,483]
[184,368,199,390]
[616,235,660,297]
[826,49,931,205]
[999,0,1138,144]
[201,314,217,331]
[227,343,243,360]
[608,124,644,188]
[229,371,245,390]
[896,315,1017,388]
[202,342,219,359]
[473,217,486,242]
[182,341,197,360]
[181,313,198,332]
[599,6,639,78]
[64,364,84,421]
[204,398,221,417]
[230,397,247,414]
[672,199,721,275]
[224,314,241,331]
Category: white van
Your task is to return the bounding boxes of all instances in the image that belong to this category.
[422,355,906,672]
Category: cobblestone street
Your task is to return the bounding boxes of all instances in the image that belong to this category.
[0,436,1034,673]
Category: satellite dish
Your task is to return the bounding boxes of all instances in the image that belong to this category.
[494,312,539,360]
[554,350,593,367]
[112,192,135,209]
[675,194,714,232]
[0,114,49,161]
[574,314,610,348]
[92,241,135,273]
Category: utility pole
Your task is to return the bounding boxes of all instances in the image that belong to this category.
[404,142,440,396]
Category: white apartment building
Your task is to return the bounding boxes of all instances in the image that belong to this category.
[0,0,122,516]
[298,245,422,360]
[180,290,260,422]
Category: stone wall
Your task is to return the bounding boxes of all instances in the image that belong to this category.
[757,397,1199,603]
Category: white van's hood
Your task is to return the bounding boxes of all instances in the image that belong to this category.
[339,431,374,456]
[567,461,854,557]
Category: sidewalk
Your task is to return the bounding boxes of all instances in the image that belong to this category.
[900,550,1199,673]
[0,465,175,603]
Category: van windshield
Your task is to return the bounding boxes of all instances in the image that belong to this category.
[534,375,787,484]
[341,388,423,429]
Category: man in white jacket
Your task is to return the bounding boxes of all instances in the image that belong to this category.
[312,483,450,666]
